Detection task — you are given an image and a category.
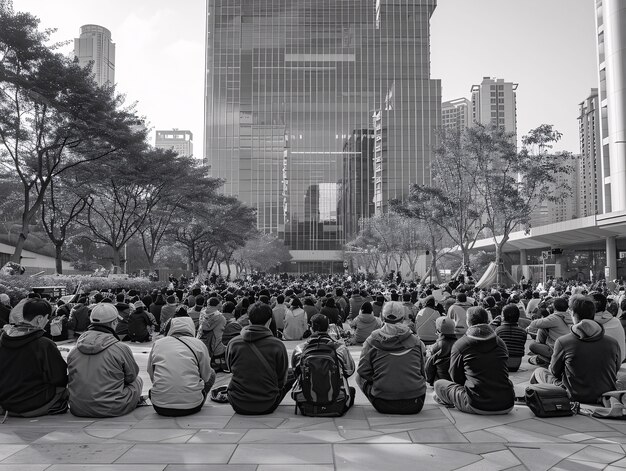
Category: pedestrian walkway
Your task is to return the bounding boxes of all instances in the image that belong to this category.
[1,341,626,470]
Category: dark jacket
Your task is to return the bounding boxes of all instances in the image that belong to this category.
[550,319,621,403]
[425,334,457,385]
[0,324,68,413]
[68,303,90,333]
[357,323,427,400]
[348,294,366,320]
[226,324,289,413]
[495,322,527,358]
[0,303,10,328]
[115,302,132,337]
[128,309,152,342]
[450,324,515,412]
[320,306,341,326]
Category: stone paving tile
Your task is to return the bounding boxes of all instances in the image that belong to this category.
[225,415,288,429]
[187,429,248,443]
[568,445,626,464]
[229,444,334,464]
[454,449,521,471]
[483,424,573,443]
[239,428,345,444]
[447,406,535,433]
[408,425,469,443]
[256,466,335,471]
[113,429,196,443]
[0,431,31,444]
[116,444,236,464]
[2,443,133,464]
[463,430,509,443]
[164,466,255,471]
[32,429,128,444]
[47,466,166,471]
[430,443,509,454]
[0,465,49,471]
[340,432,412,444]
[508,444,586,471]
[333,443,482,471]
[551,459,606,470]
[0,444,27,461]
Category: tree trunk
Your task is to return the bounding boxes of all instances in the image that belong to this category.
[112,247,122,273]
[55,244,63,275]
[10,231,27,263]
[495,242,504,285]
[226,261,232,279]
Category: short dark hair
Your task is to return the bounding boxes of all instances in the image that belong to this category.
[569,295,596,321]
[502,304,520,323]
[208,297,220,307]
[553,297,568,312]
[248,302,273,325]
[222,301,235,314]
[591,292,607,313]
[290,297,303,309]
[23,298,52,321]
[310,313,329,332]
[467,306,488,326]
[276,294,285,304]
[195,296,205,306]
[457,293,467,303]
[116,293,126,303]
[360,301,373,314]
[325,297,336,308]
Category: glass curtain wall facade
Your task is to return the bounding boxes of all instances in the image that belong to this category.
[204,0,441,271]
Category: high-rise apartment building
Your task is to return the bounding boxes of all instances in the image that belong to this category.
[595,0,626,213]
[471,77,518,141]
[578,89,603,217]
[155,130,194,157]
[442,98,471,133]
[204,0,441,272]
[73,25,115,87]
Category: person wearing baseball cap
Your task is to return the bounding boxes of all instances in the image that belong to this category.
[425,317,458,386]
[67,303,145,417]
[0,298,69,417]
[356,301,427,414]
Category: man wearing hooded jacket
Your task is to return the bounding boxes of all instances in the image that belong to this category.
[434,307,515,415]
[356,301,427,414]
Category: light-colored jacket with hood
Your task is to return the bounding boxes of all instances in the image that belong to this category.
[357,323,427,400]
[148,317,215,410]
[349,312,382,344]
[415,306,440,343]
[283,307,308,340]
[528,310,573,347]
[448,301,473,335]
[67,324,143,417]
[595,311,626,361]
[197,309,227,357]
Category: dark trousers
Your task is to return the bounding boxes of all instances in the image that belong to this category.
[150,382,212,417]
[358,376,425,415]
[230,369,296,415]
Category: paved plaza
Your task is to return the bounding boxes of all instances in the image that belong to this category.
[1,340,626,470]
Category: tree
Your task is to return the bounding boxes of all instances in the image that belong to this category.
[232,232,292,274]
[471,124,575,283]
[396,129,484,266]
[0,3,145,262]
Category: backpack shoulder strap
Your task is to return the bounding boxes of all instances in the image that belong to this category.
[173,336,201,376]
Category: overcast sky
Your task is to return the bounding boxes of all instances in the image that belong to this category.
[14,0,597,156]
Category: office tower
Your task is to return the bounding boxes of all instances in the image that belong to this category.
[204,0,441,272]
[442,98,471,133]
[471,77,518,141]
[73,25,115,87]
[595,0,626,213]
[155,129,194,157]
[578,89,603,217]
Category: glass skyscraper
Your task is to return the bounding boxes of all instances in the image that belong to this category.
[204,0,441,272]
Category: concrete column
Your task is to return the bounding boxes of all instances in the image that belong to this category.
[519,249,528,265]
[606,236,617,280]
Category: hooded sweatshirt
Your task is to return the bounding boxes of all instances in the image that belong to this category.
[550,319,621,403]
[148,317,214,410]
[67,324,142,417]
[283,307,308,340]
[348,294,366,320]
[415,306,441,343]
[448,301,473,336]
[594,311,626,362]
[450,324,515,412]
[114,302,132,337]
[528,310,573,347]
[197,309,227,357]
[350,312,382,344]
[226,324,289,413]
[357,323,427,400]
[0,324,68,413]
[425,333,457,385]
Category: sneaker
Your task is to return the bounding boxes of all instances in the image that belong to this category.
[528,356,548,366]
[136,395,150,407]
[433,393,455,408]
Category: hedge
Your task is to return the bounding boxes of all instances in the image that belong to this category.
[0,274,166,305]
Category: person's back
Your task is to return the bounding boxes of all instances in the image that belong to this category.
[494,304,528,372]
[447,294,472,336]
[415,296,440,344]
[226,302,294,415]
[128,302,153,342]
[272,297,286,330]
[159,296,178,334]
[434,307,514,415]
[114,296,132,339]
[319,298,341,326]
[0,299,68,417]
[291,314,356,416]
[283,300,308,340]
[348,291,366,320]
[68,300,90,336]
[197,298,227,360]
[68,304,143,417]
[425,317,457,385]
[349,301,381,344]
[595,311,626,362]
[357,301,427,415]
[148,317,216,416]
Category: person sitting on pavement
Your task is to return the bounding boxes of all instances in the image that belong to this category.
[425,316,457,386]
[349,301,381,345]
[67,297,90,337]
[283,297,308,340]
[197,297,227,372]
[434,307,515,415]
[67,303,145,417]
[291,314,356,416]
[414,295,441,345]
[592,292,626,362]
[447,293,472,337]
[114,293,132,341]
[127,300,155,343]
[530,295,623,403]
[225,302,295,415]
[320,297,342,326]
[0,298,69,417]
[272,295,287,334]
[159,295,178,334]
[148,316,216,416]
[356,301,427,415]
[187,296,205,332]
[494,304,528,372]
[222,302,242,347]
[527,297,573,366]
